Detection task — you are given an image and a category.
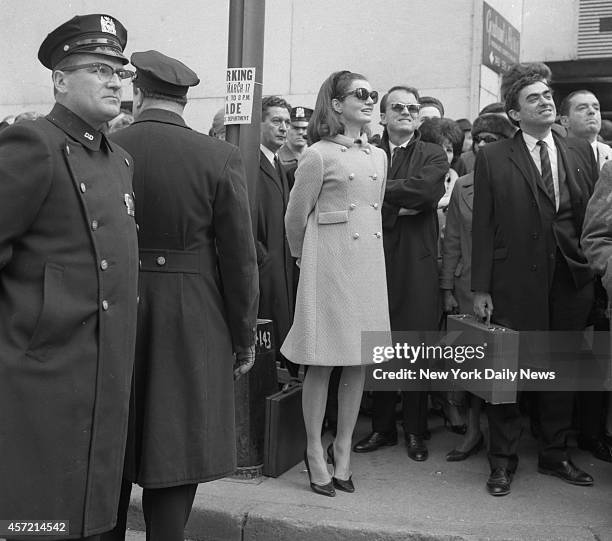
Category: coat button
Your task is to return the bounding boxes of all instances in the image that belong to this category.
[102,300,109,311]
[80,182,86,193]
[91,220,98,231]
[349,203,357,210]
[375,232,382,238]
[156,256,166,266]
[532,233,538,239]
[124,158,130,166]
[353,233,360,239]
[65,145,70,155]
[341,147,347,152]
[349,173,355,180]
[139,259,142,269]
[372,203,379,209]
[531,265,537,271]
[364,148,371,154]
[100,259,108,270]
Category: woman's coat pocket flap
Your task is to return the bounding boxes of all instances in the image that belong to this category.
[318,210,350,224]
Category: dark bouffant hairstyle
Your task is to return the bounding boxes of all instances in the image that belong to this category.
[500,62,552,102]
[308,70,369,144]
[419,117,464,161]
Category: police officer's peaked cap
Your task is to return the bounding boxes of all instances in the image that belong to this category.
[290,106,313,123]
[38,14,128,69]
[131,50,200,97]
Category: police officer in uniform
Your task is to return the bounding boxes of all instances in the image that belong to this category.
[102,50,258,541]
[0,14,138,541]
[278,105,313,169]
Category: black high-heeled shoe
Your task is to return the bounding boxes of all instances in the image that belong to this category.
[326,443,355,493]
[446,433,484,462]
[303,450,335,497]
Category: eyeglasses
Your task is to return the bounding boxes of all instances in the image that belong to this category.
[473,135,500,144]
[59,62,135,83]
[341,88,379,104]
[389,102,420,115]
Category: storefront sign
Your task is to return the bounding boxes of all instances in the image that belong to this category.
[482,2,520,74]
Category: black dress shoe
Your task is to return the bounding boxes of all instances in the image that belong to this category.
[353,431,397,453]
[446,433,484,462]
[577,435,612,463]
[537,459,594,486]
[405,433,428,461]
[486,468,512,496]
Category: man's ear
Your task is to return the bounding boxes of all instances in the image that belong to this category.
[52,70,69,96]
[380,112,387,127]
[508,108,521,124]
[559,115,569,129]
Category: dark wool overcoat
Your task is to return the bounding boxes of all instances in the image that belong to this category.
[0,103,139,538]
[256,151,295,355]
[112,109,258,488]
[472,131,597,331]
[379,130,448,332]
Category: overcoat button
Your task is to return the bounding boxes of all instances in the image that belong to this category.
[531,265,537,271]
[156,256,166,266]
[373,203,379,209]
[349,173,355,180]
[532,233,538,239]
[139,259,142,269]
[372,173,378,180]
[353,233,360,239]
[341,147,347,152]
[91,220,98,231]
[364,148,370,154]
[100,259,108,270]
[375,232,382,238]
[80,182,86,193]
[102,300,109,311]
[349,203,356,210]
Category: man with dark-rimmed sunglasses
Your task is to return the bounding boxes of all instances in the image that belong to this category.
[354,85,449,462]
[0,14,138,541]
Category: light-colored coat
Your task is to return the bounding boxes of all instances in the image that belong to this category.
[281,135,390,366]
[595,141,612,170]
[440,173,474,312]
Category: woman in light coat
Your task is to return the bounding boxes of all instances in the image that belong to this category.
[281,71,390,496]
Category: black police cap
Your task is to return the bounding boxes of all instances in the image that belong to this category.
[290,106,313,123]
[38,14,128,70]
[131,50,200,97]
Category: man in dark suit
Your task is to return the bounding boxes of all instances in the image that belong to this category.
[472,73,598,496]
[258,96,297,377]
[0,15,139,541]
[103,50,258,540]
[354,85,448,460]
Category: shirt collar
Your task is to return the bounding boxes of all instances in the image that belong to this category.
[522,129,555,153]
[260,144,277,166]
[46,103,108,151]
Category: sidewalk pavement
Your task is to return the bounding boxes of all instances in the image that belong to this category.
[126,413,612,541]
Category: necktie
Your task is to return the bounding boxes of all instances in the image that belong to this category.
[391,146,400,167]
[274,155,283,180]
[536,140,555,205]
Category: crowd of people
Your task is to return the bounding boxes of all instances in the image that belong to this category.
[2,11,612,541]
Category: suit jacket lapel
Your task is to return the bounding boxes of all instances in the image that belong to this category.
[508,133,544,208]
[260,151,286,200]
[461,182,474,212]
[556,135,586,226]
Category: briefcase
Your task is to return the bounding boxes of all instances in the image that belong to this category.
[263,382,306,477]
[446,314,519,404]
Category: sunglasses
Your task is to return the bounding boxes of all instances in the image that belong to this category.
[341,88,379,104]
[473,135,500,144]
[389,102,420,115]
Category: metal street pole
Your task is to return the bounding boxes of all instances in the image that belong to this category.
[227,0,276,477]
